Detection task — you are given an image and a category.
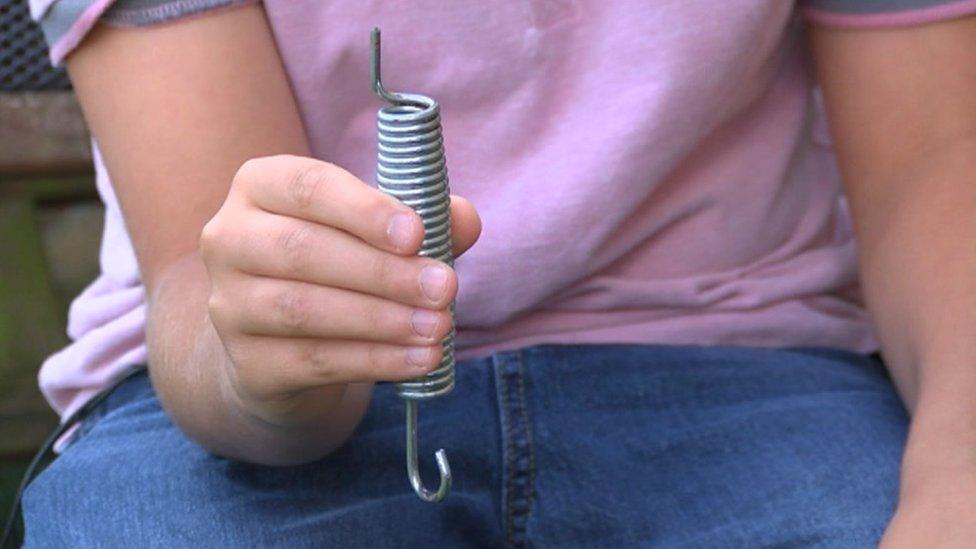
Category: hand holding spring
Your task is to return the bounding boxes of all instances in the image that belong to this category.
[371,27,455,503]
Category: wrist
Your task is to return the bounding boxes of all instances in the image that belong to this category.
[209,344,355,465]
[147,254,366,464]
[900,390,976,498]
[212,335,351,431]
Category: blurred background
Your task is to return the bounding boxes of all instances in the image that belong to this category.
[0,0,100,521]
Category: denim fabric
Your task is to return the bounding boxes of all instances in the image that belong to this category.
[23,344,908,548]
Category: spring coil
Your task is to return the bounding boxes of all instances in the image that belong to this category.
[377,96,456,401]
[371,27,454,503]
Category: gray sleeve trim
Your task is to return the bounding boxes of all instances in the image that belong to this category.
[805,0,972,15]
[101,0,257,27]
[37,0,96,54]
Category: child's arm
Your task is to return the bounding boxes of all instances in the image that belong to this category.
[65,4,480,465]
[811,14,976,545]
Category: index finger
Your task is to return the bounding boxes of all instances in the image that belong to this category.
[237,155,424,254]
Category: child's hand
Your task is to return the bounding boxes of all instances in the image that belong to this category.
[199,155,481,425]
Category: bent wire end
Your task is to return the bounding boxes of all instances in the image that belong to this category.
[371,27,401,105]
[405,400,452,503]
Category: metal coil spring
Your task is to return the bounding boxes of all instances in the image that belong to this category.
[377,97,456,402]
[371,27,454,503]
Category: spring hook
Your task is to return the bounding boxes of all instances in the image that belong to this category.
[371,27,455,503]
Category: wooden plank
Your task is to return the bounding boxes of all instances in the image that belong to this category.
[0,196,65,455]
[0,413,57,458]
[1,175,96,202]
[0,92,97,455]
[0,92,92,175]
[0,197,68,361]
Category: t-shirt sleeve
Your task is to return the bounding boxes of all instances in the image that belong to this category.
[802,0,976,28]
[29,0,259,66]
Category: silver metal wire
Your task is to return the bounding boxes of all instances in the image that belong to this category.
[372,27,454,503]
[377,99,457,401]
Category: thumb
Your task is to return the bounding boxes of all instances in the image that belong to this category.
[449,195,481,257]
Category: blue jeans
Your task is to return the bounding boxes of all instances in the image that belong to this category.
[23,344,908,547]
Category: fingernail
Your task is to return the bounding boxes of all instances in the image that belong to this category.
[419,265,449,303]
[410,309,440,339]
[387,213,416,251]
[406,347,433,368]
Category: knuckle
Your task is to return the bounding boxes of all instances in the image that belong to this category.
[287,164,334,211]
[304,342,356,385]
[302,341,334,373]
[364,344,387,373]
[207,292,233,329]
[207,293,223,318]
[363,301,389,336]
[369,254,398,289]
[276,225,313,276]
[271,287,310,331]
[236,157,260,178]
[233,158,264,190]
[199,218,227,260]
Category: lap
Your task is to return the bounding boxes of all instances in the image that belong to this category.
[521,345,908,547]
[22,367,503,548]
[23,345,908,548]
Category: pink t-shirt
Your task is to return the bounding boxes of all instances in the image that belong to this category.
[30,0,976,422]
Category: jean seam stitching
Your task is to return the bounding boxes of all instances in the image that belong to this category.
[499,359,516,548]
[500,352,532,549]
[515,352,536,523]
